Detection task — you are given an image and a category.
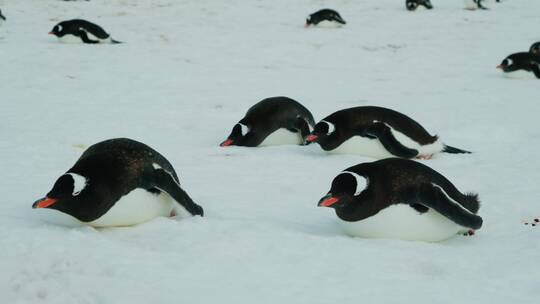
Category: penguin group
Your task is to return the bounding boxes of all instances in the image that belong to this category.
[22,1,535,242]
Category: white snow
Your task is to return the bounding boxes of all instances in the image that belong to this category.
[1,0,539,303]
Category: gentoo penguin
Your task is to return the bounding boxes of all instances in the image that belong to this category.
[0,9,5,23]
[406,0,433,11]
[305,9,346,27]
[464,0,500,10]
[318,158,483,242]
[33,138,203,227]
[497,52,540,79]
[530,42,540,56]
[220,96,315,147]
[306,106,470,159]
[49,19,122,44]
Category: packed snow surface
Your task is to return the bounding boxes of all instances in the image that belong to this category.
[1,0,539,303]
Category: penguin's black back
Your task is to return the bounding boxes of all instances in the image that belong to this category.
[59,19,110,38]
[243,96,315,129]
[327,106,437,144]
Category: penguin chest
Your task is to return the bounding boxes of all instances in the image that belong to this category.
[313,20,344,28]
[259,128,302,146]
[338,205,465,242]
[502,70,537,79]
[463,0,479,10]
[88,189,174,227]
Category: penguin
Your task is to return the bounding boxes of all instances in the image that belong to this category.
[32,138,203,227]
[464,0,500,10]
[530,42,540,56]
[49,19,122,44]
[406,0,433,11]
[318,158,483,242]
[0,9,5,23]
[220,96,315,147]
[306,106,470,159]
[497,52,540,79]
[305,9,346,27]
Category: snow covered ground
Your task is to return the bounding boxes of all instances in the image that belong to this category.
[1,0,539,303]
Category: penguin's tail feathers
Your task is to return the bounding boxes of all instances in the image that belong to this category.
[461,192,481,214]
[443,145,471,154]
[111,39,123,44]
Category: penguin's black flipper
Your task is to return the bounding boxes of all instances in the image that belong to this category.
[361,123,419,159]
[293,117,313,145]
[475,0,488,9]
[78,30,99,44]
[443,145,471,154]
[151,169,204,216]
[410,184,483,230]
[422,0,433,9]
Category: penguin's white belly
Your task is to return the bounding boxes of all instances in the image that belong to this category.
[57,34,111,44]
[313,20,344,28]
[260,128,302,146]
[339,205,465,242]
[88,189,174,227]
[329,127,443,159]
[502,70,537,79]
[463,0,478,9]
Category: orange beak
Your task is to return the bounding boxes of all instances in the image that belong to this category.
[220,139,233,147]
[306,134,318,142]
[48,32,54,35]
[32,197,57,209]
[318,196,340,207]
[496,65,503,69]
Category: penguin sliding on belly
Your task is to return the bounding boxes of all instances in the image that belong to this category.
[33,138,203,227]
[305,9,346,28]
[220,96,315,147]
[318,158,483,242]
[497,52,540,79]
[306,106,471,159]
[49,19,122,44]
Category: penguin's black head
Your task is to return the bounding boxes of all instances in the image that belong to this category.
[33,173,105,222]
[220,122,250,147]
[530,42,540,56]
[318,171,367,209]
[49,23,65,37]
[497,56,518,72]
[306,119,338,146]
[406,0,419,11]
[0,10,6,21]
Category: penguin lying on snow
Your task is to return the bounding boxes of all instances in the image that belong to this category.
[306,106,471,159]
[220,96,315,147]
[49,19,122,44]
[406,0,433,11]
[33,138,203,227]
[318,158,483,242]
[305,9,346,27]
[497,52,540,79]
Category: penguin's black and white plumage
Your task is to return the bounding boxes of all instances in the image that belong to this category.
[33,138,203,227]
[305,9,346,27]
[49,19,122,44]
[220,96,315,147]
[0,9,6,23]
[406,0,433,11]
[464,0,500,10]
[497,52,540,79]
[318,158,483,241]
[530,42,540,56]
[306,106,470,159]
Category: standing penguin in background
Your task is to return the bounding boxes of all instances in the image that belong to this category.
[306,106,471,159]
[530,42,540,56]
[406,0,433,11]
[305,9,346,27]
[220,96,315,147]
[49,19,122,44]
[497,52,540,79]
[33,138,203,227]
[318,158,483,242]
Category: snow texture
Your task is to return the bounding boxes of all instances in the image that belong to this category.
[0,0,539,303]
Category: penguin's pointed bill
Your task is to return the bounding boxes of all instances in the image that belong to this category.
[318,194,340,207]
[33,197,58,209]
[306,134,318,142]
[220,139,234,147]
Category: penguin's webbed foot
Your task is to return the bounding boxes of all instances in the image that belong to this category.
[462,229,475,236]
[522,218,539,227]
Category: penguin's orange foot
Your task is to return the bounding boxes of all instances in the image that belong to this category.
[416,154,433,160]
[522,218,539,227]
[462,230,475,236]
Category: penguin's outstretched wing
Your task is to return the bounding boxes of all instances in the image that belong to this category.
[360,123,419,158]
[147,168,204,216]
[405,184,483,230]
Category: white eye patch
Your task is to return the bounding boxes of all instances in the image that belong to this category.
[506,58,513,66]
[57,25,63,32]
[66,173,87,196]
[321,120,335,135]
[340,171,368,196]
[238,123,249,136]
